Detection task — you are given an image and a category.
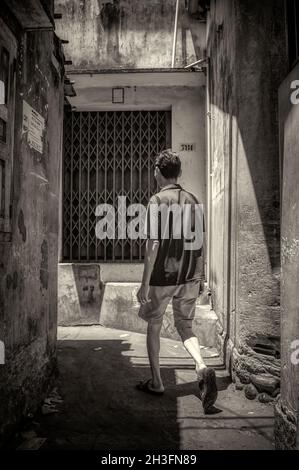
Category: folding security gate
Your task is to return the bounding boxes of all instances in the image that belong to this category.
[63,110,171,262]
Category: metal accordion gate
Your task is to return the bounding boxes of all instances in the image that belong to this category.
[63,110,171,262]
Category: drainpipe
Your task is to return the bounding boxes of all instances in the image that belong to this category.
[206,57,212,289]
[205,5,212,294]
[171,0,180,68]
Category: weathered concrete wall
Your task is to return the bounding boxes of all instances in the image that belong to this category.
[54,0,206,69]
[207,0,287,392]
[0,14,64,441]
[274,63,299,450]
[59,264,104,324]
[207,0,236,362]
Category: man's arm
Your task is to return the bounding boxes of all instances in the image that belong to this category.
[137,239,160,304]
[137,195,160,304]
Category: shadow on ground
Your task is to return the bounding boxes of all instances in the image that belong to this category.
[17,326,275,450]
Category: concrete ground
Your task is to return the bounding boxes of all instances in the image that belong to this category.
[25,326,275,450]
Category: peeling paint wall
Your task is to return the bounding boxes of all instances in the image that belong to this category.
[54,0,206,69]
[0,12,64,441]
[207,0,287,383]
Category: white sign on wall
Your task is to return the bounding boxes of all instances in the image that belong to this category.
[22,100,45,154]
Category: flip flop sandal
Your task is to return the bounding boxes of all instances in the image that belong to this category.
[201,368,218,413]
[136,379,164,396]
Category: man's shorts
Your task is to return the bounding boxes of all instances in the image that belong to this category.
[138,281,200,339]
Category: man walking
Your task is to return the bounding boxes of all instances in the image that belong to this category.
[136,149,218,414]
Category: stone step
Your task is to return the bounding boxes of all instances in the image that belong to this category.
[99,283,218,348]
[58,264,218,348]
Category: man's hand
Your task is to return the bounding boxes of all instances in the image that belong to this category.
[137,284,150,305]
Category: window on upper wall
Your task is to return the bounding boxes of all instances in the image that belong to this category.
[286,0,299,69]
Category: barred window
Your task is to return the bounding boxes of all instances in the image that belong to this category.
[63,110,171,262]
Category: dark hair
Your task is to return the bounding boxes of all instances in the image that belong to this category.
[155,149,181,179]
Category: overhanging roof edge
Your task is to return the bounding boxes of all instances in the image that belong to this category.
[66,68,205,75]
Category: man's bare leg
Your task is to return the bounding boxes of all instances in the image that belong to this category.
[183,336,207,379]
[146,320,165,392]
[184,336,218,411]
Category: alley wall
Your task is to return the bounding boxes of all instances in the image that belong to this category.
[207,0,287,390]
[275,62,299,450]
[0,9,64,441]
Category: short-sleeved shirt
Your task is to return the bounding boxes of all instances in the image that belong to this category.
[145,183,205,286]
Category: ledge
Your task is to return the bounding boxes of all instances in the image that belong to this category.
[66,68,205,75]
